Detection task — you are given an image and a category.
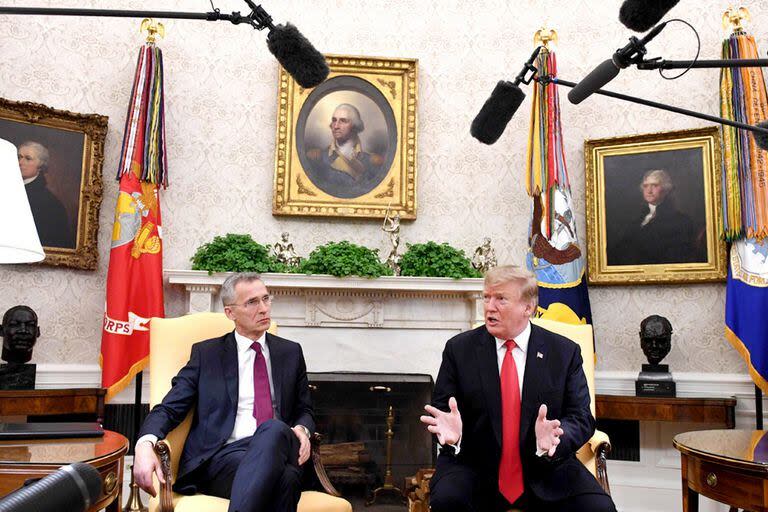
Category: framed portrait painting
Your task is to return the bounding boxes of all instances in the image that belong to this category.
[585,126,727,285]
[0,98,108,270]
[273,54,418,219]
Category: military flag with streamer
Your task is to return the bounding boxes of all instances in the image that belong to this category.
[100,42,168,401]
[720,29,768,392]
[524,45,594,333]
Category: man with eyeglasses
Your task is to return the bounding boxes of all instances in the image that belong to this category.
[420,266,615,512]
[133,272,314,512]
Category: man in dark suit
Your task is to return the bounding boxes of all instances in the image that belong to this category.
[420,266,615,511]
[133,272,314,512]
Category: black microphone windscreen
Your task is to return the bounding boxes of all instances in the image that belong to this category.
[619,0,680,32]
[567,60,620,105]
[0,462,102,512]
[470,81,526,145]
[753,121,768,152]
[267,23,330,89]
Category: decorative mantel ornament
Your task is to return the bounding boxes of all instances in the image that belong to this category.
[471,238,498,273]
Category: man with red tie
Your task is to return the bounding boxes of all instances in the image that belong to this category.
[421,266,615,511]
[133,272,314,512]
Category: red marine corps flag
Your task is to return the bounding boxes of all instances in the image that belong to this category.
[100,39,168,402]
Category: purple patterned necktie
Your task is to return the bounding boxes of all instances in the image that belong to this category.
[251,341,273,425]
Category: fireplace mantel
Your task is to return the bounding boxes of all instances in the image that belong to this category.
[165,270,485,377]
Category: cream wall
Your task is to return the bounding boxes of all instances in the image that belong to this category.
[0,0,759,375]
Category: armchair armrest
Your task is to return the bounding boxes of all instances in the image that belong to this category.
[154,440,175,512]
[589,429,612,495]
[310,432,343,497]
[588,429,611,452]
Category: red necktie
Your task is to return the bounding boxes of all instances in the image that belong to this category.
[499,339,524,504]
[251,341,273,425]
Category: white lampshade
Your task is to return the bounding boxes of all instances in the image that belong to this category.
[0,138,45,263]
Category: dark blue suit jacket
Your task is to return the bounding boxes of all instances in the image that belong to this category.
[139,331,315,491]
[430,323,602,504]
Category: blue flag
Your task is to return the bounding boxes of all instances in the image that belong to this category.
[726,238,768,391]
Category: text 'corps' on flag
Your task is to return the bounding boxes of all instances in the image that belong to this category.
[100,43,168,401]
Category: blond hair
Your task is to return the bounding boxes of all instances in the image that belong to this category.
[484,265,538,307]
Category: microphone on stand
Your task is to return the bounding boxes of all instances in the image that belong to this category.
[470,46,542,145]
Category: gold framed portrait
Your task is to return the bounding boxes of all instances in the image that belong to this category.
[585,126,727,285]
[273,54,418,219]
[0,97,108,270]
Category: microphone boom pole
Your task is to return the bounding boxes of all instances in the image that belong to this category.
[543,75,768,137]
[637,58,768,70]
[0,6,255,25]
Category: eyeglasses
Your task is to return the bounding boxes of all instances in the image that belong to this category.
[226,295,273,310]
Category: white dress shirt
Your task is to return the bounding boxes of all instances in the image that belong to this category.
[494,321,531,396]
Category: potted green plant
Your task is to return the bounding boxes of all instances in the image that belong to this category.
[298,241,393,278]
[190,233,291,274]
[399,241,482,278]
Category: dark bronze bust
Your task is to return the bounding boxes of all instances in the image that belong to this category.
[639,314,672,366]
[1,305,40,364]
[636,314,675,397]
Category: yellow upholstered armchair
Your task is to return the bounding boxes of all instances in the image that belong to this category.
[530,318,611,493]
[147,312,352,512]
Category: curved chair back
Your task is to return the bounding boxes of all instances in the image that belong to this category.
[149,312,236,478]
[530,318,598,475]
[530,318,595,415]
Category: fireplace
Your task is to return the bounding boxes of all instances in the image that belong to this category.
[308,372,435,499]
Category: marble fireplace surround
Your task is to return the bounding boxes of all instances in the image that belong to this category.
[167,270,485,379]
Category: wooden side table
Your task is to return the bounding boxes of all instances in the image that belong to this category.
[674,429,768,512]
[0,388,106,423]
[0,430,128,512]
[596,395,736,428]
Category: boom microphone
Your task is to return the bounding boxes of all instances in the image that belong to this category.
[266,23,330,88]
[619,0,680,32]
[0,462,102,512]
[241,1,329,89]
[470,46,541,145]
[568,22,667,105]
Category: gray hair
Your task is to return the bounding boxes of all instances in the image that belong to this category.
[221,272,263,306]
[484,265,539,308]
[332,103,365,133]
[641,169,673,194]
[19,141,50,172]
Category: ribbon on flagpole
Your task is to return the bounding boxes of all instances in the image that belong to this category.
[525,45,593,338]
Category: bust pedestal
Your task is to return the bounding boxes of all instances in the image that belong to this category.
[0,363,36,390]
[635,363,675,397]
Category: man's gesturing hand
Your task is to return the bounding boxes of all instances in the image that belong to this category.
[420,396,462,446]
[534,404,564,457]
[133,441,165,497]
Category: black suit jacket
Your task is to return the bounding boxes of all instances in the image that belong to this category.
[139,331,315,491]
[431,323,601,503]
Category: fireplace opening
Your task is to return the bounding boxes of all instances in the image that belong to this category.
[308,372,435,504]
